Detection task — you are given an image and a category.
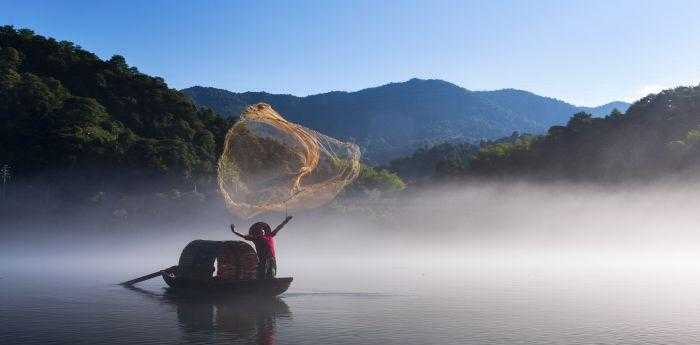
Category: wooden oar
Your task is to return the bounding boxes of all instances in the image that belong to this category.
[120,265,178,286]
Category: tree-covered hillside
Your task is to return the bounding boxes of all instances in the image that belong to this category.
[387,142,479,182]
[441,85,700,181]
[184,82,628,164]
[0,26,232,190]
[184,80,533,163]
[475,89,629,123]
[0,27,406,223]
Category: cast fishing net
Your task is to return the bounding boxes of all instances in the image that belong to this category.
[218,103,361,218]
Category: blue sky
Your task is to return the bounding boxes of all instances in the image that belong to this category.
[2,0,699,106]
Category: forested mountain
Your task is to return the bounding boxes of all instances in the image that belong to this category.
[474,89,581,125]
[474,90,630,123]
[183,82,629,163]
[439,85,700,181]
[0,27,404,222]
[0,26,232,191]
[1,25,694,224]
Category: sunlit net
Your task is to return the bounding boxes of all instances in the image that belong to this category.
[218,103,361,218]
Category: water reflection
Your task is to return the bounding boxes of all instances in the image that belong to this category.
[126,286,291,344]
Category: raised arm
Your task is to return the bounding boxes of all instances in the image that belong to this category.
[230,224,251,240]
[271,216,293,236]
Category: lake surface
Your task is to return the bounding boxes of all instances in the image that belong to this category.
[4,258,700,345]
[5,183,700,344]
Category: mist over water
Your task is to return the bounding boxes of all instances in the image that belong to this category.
[5,180,700,286]
[4,181,700,344]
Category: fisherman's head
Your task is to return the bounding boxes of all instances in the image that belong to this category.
[249,222,271,236]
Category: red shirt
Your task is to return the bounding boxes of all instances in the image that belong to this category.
[245,234,276,259]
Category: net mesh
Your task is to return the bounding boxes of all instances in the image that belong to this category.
[218,103,361,218]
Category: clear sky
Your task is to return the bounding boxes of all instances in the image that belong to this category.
[2,0,699,106]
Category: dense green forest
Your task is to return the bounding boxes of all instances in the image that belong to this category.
[3,26,699,225]
[422,86,700,181]
[0,26,232,189]
[387,142,479,182]
[0,27,402,223]
[385,132,536,182]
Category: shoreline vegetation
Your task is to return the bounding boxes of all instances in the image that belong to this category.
[3,26,700,229]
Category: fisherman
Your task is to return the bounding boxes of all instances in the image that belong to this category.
[231,216,293,279]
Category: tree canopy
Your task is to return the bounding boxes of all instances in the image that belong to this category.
[0,26,232,188]
[435,85,700,181]
[0,27,405,221]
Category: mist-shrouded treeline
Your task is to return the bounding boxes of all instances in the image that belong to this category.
[4,26,700,287]
[5,179,700,288]
[0,26,404,225]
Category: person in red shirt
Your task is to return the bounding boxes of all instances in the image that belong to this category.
[231,216,292,279]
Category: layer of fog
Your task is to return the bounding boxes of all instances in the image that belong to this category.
[3,180,700,292]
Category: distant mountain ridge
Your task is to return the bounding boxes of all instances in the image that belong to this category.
[579,101,632,117]
[183,79,629,163]
[456,85,700,181]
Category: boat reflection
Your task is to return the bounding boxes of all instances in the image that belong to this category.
[126,286,291,344]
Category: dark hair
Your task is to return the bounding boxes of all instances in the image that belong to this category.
[249,222,271,236]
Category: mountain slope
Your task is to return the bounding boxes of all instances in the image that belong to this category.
[475,89,580,125]
[456,85,700,181]
[0,26,231,185]
[476,90,630,122]
[579,101,631,117]
[183,80,629,163]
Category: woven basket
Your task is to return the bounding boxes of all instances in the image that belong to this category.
[216,241,258,280]
[177,240,258,281]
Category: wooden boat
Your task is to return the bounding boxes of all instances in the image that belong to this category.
[121,240,292,297]
[162,269,293,296]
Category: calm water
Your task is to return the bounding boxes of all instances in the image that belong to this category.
[4,258,700,345]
